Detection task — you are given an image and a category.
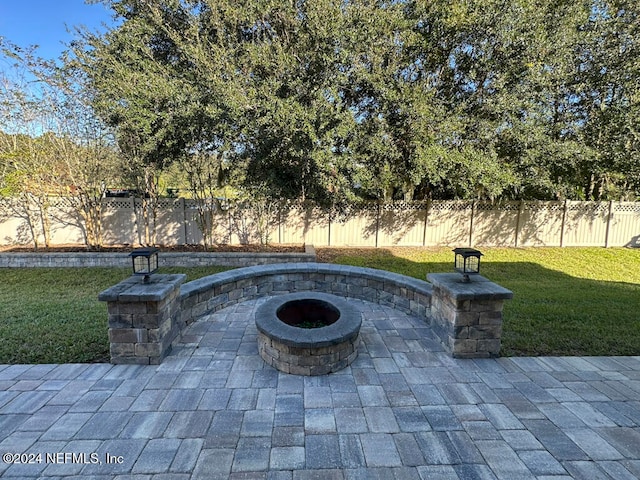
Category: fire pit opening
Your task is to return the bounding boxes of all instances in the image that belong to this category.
[255,292,362,375]
[277,299,340,328]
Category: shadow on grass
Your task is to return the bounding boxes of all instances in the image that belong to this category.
[318,247,640,357]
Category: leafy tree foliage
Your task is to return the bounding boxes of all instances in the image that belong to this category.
[24,0,640,207]
[578,0,640,199]
[0,43,122,248]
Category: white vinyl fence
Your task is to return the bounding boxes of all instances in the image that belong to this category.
[1,198,639,248]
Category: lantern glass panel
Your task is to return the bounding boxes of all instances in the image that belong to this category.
[129,248,159,276]
[465,255,479,274]
[133,255,150,274]
[149,252,158,272]
[452,248,482,275]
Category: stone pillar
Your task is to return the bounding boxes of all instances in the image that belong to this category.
[427,273,513,358]
[98,274,186,365]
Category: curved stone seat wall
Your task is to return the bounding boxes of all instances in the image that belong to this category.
[100,263,511,364]
[178,262,433,329]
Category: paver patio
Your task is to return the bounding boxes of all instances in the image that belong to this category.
[1,297,639,479]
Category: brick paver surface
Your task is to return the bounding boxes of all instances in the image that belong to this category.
[1,298,639,479]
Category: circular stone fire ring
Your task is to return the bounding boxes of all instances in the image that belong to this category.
[255,292,362,375]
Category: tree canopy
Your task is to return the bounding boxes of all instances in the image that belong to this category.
[0,42,122,247]
[21,0,640,203]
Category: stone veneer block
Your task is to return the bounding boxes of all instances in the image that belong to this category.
[427,273,513,358]
[99,274,186,365]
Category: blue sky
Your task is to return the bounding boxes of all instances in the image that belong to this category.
[0,0,115,60]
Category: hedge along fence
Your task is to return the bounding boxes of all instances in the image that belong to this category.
[1,198,639,248]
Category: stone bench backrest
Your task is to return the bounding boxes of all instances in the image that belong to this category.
[178,262,433,329]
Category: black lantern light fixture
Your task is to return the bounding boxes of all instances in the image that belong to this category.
[129,247,159,283]
[453,247,483,283]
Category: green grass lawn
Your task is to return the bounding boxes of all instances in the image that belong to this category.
[319,247,640,357]
[0,266,228,364]
[0,247,638,363]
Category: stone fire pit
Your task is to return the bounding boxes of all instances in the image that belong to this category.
[255,292,362,375]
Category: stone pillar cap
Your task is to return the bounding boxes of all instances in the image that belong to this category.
[98,274,186,302]
[427,273,513,301]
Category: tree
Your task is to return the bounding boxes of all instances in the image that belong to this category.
[76,0,253,243]
[0,55,59,249]
[75,0,639,213]
[578,0,640,199]
[0,132,55,249]
[408,0,639,201]
[238,0,358,206]
[181,152,229,248]
[1,41,122,248]
[407,0,587,200]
